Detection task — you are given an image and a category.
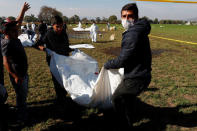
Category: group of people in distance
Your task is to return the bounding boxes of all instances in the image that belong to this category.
[0,2,152,130]
[21,22,36,41]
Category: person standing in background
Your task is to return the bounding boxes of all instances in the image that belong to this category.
[90,21,98,43]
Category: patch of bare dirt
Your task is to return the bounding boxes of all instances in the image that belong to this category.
[103,47,179,58]
[103,47,121,56]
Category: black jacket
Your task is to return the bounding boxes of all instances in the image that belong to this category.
[104,18,152,79]
[41,28,72,56]
[38,23,47,35]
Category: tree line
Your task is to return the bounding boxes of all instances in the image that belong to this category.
[143,16,187,25]
[0,6,188,25]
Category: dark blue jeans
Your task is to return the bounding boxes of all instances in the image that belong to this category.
[9,74,29,111]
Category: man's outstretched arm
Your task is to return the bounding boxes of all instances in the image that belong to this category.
[16,2,31,27]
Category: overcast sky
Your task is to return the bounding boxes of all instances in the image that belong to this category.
[0,0,197,20]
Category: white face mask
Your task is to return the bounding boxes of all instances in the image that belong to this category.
[121,19,134,30]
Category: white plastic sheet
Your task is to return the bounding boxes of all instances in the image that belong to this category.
[18,34,37,47]
[69,44,95,49]
[47,49,124,109]
[72,22,91,31]
[90,67,124,108]
[73,27,85,31]
[73,27,91,31]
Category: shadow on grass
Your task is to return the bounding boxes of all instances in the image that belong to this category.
[144,87,159,92]
[131,99,197,131]
[7,97,197,131]
[45,99,197,131]
[27,99,55,105]
[8,97,86,131]
[95,40,113,44]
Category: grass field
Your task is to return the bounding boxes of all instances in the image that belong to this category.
[3,24,197,131]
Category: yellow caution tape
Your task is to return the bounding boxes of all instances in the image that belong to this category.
[149,35,197,45]
[133,0,197,4]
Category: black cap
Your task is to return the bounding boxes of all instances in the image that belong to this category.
[0,20,17,33]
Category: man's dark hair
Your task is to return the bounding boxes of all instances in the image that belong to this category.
[121,3,138,19]
[51,15,63,25]
[92,20,95,24]
[0,21,17,34]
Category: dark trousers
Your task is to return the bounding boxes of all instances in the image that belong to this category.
[112,77,151,127]
[9,74,28,110]
[0,57,4,85]
[46,56,67,100]
[39,33,46,40]
[9,74,29,121]
[0,104,8,131]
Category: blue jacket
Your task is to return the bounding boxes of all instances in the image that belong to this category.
[104,18,152,79]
